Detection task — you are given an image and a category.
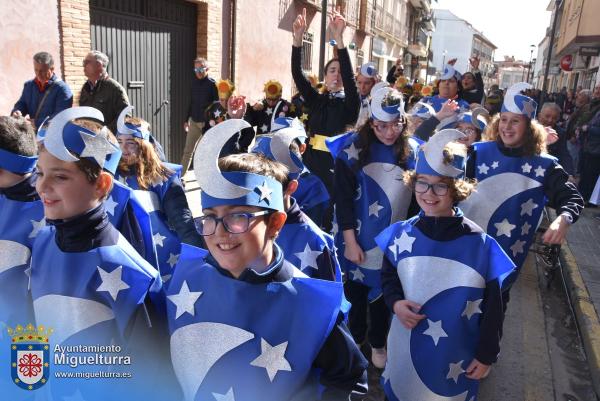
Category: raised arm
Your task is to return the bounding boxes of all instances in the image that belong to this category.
[291,8,319,106]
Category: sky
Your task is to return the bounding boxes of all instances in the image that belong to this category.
[432,0,552,62]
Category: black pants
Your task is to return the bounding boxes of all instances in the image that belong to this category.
[344,280,390,349]
[579,151,600,202]
[303,147,335,232]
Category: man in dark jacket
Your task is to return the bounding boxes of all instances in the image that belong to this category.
[12,52,73,128]
[539,102,575,177]
[180,57,218,176]
[577,84,600,202]
[79,50,129,133]
[386,58,404,85]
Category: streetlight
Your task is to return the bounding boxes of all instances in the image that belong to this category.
[527,44,536,84]
[441,49,447,70]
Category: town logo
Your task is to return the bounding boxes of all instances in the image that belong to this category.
[8,324,52,390]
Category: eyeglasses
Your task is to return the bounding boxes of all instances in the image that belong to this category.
[372,121,405,133]
[194,66,207,73]
[194,210,271,236]
[414,180,449,196]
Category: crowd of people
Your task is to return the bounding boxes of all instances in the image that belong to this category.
[1,6,595,401]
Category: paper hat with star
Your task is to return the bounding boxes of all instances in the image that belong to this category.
[439,64,461,81]
[415,129,467,178]
[37,107,122,175]
[359,62,378,78]
[458,107,489,131]
[371,87,405,122]
[251,117,307,180]
[216,79,235,98]
[501,82,537,120]
[263,79,283,100]
[116,106,151,141]
[193,118,284,212]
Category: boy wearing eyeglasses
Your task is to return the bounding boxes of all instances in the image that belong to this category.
[375,129,514,400]
[166,119,367,401]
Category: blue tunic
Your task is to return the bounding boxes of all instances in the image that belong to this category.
[375,214,514,401]
[167,245,343,401]
[460,141,556,271]
[295,170,330,227]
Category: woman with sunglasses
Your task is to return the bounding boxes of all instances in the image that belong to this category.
[329,87,420,369]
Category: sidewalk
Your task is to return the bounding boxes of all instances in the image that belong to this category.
[560,207,600,396]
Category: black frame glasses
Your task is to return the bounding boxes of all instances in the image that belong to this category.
[414,180,450,196]
[194,210,272,236]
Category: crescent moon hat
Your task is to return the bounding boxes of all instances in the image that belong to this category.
[370,87,405,122]
[458,107,489,131]
[415,129,467,178]
[116,106,151,141]
[501,82,537,119]
[37,107,122,175]
[359,62,378,78]
[194,119,284,211]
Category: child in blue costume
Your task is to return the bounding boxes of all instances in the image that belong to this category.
[251,117,340,281]
[375,129,515,401]
[329,87,419,369]
[30,107,166,401]
[459,83,584,292]
[166,119,367,401]
[115,106,203,283]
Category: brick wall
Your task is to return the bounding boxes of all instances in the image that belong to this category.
[58,0,92,105]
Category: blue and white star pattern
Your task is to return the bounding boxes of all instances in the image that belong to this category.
[375,215,514,401]
[460,141,556,271]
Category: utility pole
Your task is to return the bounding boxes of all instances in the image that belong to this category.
[318,0,328,81]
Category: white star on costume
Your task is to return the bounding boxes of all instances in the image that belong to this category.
[104,196,118,216]
[213,388,236,401]
[491,161,499,169]
[29,218,46,238]
[167,281,203,319]
[510,240,526,257]
[161,274,172,282]
[96,266,130,301]
[477,163,490,175]
[534,165,546,177]
[79,130,118,168]
[350,268,365,282]
[462,299,483,320]
[356,219,362,235]
[260,124,268,132]
[294,243,321,271]
[24,267,32,278]
[521,222,532,236]
[355,185,362,200]
[167,253,180,268]
[494,218,516,238]
[446,360,465,383]
[265,107,273,116]
[521,163,533,173]
[388,231,416,260]
[250,338,292,382]
[344,143,360,161]
[256,181,273,202]
[520,198,539,217]
[118,175,128,184]
[423,319,448,346]
[153,232,166,247]
[523,100,536,117]
[368,201,385,218]
[213,110,221,118]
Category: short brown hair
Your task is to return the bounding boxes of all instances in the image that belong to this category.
[218,153,289,189]
[483,113,546,156]
[403,170,476,202]
[0,116,37,157]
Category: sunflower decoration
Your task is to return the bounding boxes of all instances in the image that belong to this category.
[412,82,423,94]
[400,84,413,97]
[263,80,283,100]
[307,73,319,89]
[216,79,235,99]
[394,76,409,89]
[421,85,434,97]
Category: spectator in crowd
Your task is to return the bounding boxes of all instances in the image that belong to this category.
[538,102,574,176]
[459,56,485,104]
[79,50,129,133]
[566,89,593,175]
[577,84,600,203]
[11,52,73,128]
[180,57,218,176]
[386,58,404,85]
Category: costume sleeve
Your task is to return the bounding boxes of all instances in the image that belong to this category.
[543,161,584,223]
[474,71,484,104]
[338,48,360,125]
[52,81,73,118]
[474,279,503,365]
[549,127,574,175]
[333,157,358,231]
[313,313,369,399]
[12,83,29,115]
[386,66,397,85]
[465,148,477,180]
[237,128,256,153]
[381,256,405,311]
[291,46,319,106]
[413,115,439,142]
[162,176,204,248]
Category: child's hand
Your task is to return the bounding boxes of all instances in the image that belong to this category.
[544,126,559,145]
[447,58,457,66]
[435,100,459,121]
[227,96,247,119]
[465,358,490,380]
[293,8,307,46]
[344,240,365,264]
[327,6,346,45]
[252,102,264,112]
[542,215,570,244]
[393,300,426,329]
